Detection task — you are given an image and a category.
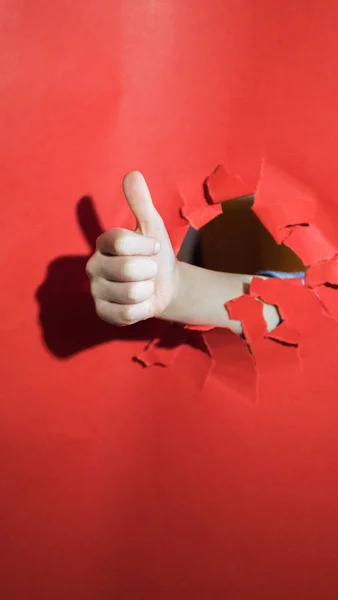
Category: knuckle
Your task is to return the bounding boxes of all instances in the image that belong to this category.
[95,299,106,320]
[144,279,155,297]
[86,251,102,277]
[112,231,128,255]
[98,229,129,255]
[126,283,138,302]
[95,299,117,325]
[85,257,94,277]
[121,259,134,280]
[100,256,116,280]
[121,306,136,325]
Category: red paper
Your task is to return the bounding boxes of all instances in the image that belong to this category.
[178,173,223,229]
[312,285,338,320]
[305,256,338,287]
[180,203,223,229]
[205,164,254,204]
[135,323,187,367]
[203,327,258,402]
[3,2,338,598]
[252,161,338,265]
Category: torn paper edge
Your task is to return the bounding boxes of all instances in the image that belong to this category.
[136,160,338,396]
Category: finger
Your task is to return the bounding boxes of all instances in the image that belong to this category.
[97,228,160,256]
[122,171,164,236]
[91,278,154,304]
[95,298,153,326]
[91,254,158,282]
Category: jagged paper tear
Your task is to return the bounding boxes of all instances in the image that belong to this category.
[253,161,338,265]
[136,161,338,399]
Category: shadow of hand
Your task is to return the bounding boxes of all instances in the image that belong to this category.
[35,196,167,358]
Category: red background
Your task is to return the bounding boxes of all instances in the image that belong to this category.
[1,1,338,598]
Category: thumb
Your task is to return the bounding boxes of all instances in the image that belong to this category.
[123,171,164,237]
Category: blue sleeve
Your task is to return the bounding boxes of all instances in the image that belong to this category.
[258,271,305,281]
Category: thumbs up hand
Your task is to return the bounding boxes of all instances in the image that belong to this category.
[86,171,178,326]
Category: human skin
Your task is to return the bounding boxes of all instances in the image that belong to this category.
[86,171,279,334]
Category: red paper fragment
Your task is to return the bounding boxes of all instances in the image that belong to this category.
[312,285,338,320]
[205,164,253,204]
[203,327,257,402]
[249,276,324,334]
[226,293,299,385]
[246,275,338,385]
[253,161,316,244]
[253,161,338,265]
[184,324,215,332]
[135,323,187,367]
[283,224,337,266]
[305,256,338,287]
[179,174,209,217]
[227,294,267,342]
[265,321,300,346]
[180,203,222,229]
[178,171,223,230]
[136,339,183,367]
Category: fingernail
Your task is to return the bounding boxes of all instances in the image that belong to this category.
[154,240,161,253]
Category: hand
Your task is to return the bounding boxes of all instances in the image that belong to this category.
[86,171,178,326]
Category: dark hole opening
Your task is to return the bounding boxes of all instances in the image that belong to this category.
[178,195,305,274]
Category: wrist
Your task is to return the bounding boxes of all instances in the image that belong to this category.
[159,260,184,322]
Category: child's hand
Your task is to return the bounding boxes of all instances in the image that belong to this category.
[86,171,178,326]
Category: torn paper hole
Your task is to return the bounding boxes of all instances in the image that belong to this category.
[136,161,338,397]
[204,164,254,204]
[178,164,254,230]
[136,165,255,371]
